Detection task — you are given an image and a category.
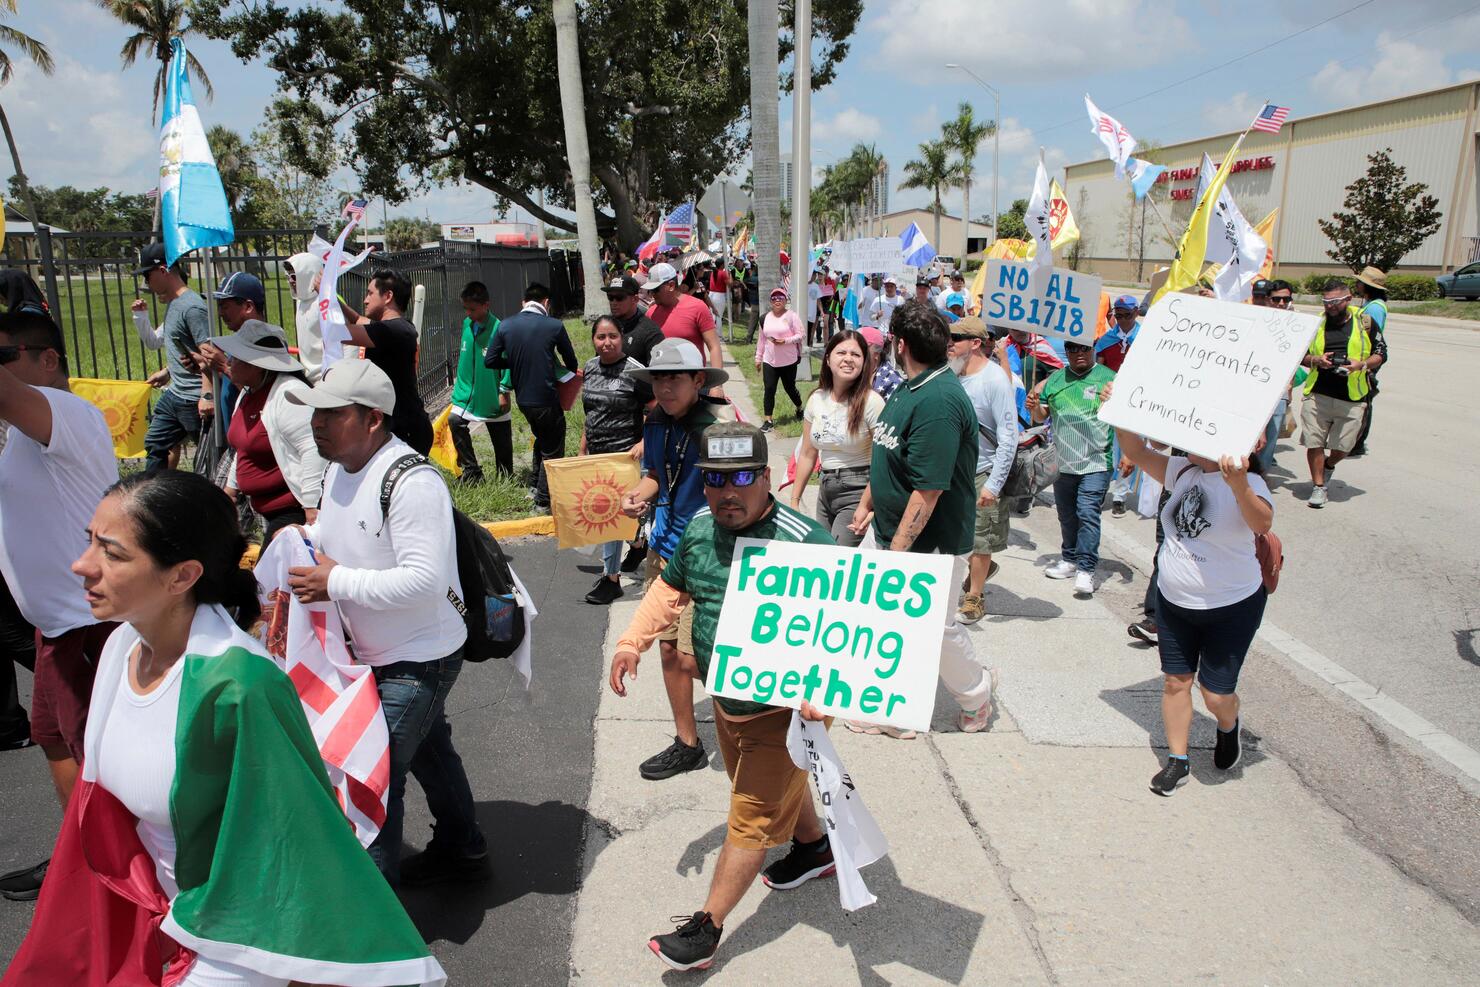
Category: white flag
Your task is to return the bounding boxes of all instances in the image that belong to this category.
[786,714,888,911]
[317,199,368,373]
[1084,94,1137,179]
[1196,155,1267,301]
[1024,161,1054,271]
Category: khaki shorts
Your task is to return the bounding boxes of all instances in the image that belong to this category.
[643,551,694,655]
[714,707,828,850]
[972,474,1011,555]
[1300,391,1365,452]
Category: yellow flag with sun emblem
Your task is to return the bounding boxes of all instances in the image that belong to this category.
[429,405,461,476]
[544,452,641,549]
[71,378,153,458]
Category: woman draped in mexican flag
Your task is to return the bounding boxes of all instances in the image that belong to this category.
[3,471,444,986]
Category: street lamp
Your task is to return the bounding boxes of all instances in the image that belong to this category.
[945,63,1000,251]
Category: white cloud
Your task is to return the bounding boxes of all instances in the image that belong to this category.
[1200,92,1267,135]
[1309,14,1480,104]
[812,107,883,143]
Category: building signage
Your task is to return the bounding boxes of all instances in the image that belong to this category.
[1162,155,1275,199]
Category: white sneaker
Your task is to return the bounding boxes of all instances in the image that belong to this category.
[1074,570,1095,596]
[1308,484,1328,509]
[1045,560,1077,579]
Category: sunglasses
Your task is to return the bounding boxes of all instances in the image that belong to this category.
[702,469,760,488]
[1269,295,1293,307]
[949,333,974,342]
[0,344,48,365]
[1323,295,1351,306]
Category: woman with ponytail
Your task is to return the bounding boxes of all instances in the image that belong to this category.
[4,470,445,986]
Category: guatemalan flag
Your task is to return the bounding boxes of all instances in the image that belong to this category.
[1127,157,1167,201]
[157,39,233,266]
[899,222,936,267]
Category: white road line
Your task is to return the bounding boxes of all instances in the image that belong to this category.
[1099,523,1480,787]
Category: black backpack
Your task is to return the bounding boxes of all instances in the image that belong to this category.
[379,454,526,662]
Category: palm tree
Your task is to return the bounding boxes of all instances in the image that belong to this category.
[942,102,994,263]
[899,139,964,256]
[747,0,782,309]
[206,125,255,215]
[0,1,53,230]
[553,0,606,318]
[98,1,213,123]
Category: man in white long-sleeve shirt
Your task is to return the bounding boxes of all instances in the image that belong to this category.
[283,359,488,888]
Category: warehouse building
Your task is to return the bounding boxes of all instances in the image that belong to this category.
[1062,81,1480,281]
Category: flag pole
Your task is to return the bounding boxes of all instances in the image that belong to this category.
[200,247,226,455]
[1154,107,1262,264]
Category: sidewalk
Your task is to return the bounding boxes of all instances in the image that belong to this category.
[569,348,1480,983]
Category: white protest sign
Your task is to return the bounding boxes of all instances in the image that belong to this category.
[827,240,852,273]
[706,539,953,733]
[1097,293,1319,461]
[848,236,907,275]
[982,259,1102,342]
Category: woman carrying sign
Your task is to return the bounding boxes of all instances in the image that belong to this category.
[1108,382,1274,798]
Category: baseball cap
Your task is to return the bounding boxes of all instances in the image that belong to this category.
[285,359,396,415]
[213,271,267,312]
[769,286,788,300]
[950,316,988,339]
[1112,293,1139,310]
[208,320,301,373]
[133,242,168,277]
[883,276,898,287]
[697,421,768,471]
[944,291,967,310]
[601,274,641,296]
[627,338,730,387]
[915,276,930,287]
[1251,279,1273,297]
[642,262,679,290]
[859,326,886,347]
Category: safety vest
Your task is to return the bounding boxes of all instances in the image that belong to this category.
[1303,305,1371,400]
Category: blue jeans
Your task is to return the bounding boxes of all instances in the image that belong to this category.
[601,540,623,577]
[369,651,484,884]
[1053,470,1110,573]
[1258,395,1288,473]
[143,389,201,473]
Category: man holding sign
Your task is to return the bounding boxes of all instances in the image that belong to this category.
[610,422,837,972]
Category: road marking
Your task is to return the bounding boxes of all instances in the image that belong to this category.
[1099,524,1480,787]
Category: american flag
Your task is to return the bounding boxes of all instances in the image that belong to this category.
[659,202,693,248]
[1252,104,1290,134]
[342,197,368,221]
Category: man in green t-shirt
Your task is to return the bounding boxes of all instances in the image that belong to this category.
[448,281,512,481]
[1027,339,1115,596]
[610,421,837,973]
[850,301,999,737]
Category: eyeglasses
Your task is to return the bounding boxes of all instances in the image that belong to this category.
[0,344,47,365]
[702,469,759,488]
[1323,294,1351,306]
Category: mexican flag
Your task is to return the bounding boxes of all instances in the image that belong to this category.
[2,604,445,986]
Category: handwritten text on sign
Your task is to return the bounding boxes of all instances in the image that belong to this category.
[707,539,952,733]
[984,260,1103,341]
[1097,293,1319,460]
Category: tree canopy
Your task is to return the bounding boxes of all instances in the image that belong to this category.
[1318,148,1442,272]
[192,0,861,249]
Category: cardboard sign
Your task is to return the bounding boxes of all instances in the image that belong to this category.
[983,260,1103,342]
[1097,293,1319,460]
[706,539,952,733]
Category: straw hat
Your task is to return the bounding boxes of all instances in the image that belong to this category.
[1354,266,1387,292]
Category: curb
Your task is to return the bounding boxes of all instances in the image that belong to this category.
[485,515,556,539]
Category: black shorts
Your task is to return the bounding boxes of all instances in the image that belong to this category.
[1155,587,1266,695]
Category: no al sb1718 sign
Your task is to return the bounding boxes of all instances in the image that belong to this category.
[983,260,1103,342]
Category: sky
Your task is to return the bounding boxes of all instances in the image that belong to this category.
[7,0,1480,237]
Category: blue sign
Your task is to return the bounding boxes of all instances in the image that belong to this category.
[983,260,1103,341]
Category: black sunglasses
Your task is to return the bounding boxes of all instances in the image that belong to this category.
[949,333,974,342]
[702,469,760,488]
[0,344,48,365]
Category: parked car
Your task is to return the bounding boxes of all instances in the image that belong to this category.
[1436,263,1480,299]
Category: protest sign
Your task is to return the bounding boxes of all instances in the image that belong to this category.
[1097,292,1319,460]
[849,236,906,274]
[983,259,1103,342]
[827,239,852,272]
[706,539,953,733]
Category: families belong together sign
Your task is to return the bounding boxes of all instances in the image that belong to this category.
[707,540,953,733]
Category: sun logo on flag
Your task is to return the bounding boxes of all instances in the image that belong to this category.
[1049,199,1069,240]
[571,472,626,535]
[88,393,141,443]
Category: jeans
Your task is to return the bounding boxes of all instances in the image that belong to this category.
[450,414,514,480]
[1142,483,1171,619]
[1258,395,1288,473]
[815,468,869,547]
[601,539,623,577]
[144,389,202,473]
[369,651,484,884]
[521,405,567,508]
[1052,470,1110,573]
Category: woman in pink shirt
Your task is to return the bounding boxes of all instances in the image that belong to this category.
[755,287,805,432]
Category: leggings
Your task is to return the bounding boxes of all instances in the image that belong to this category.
[762,362,802,417]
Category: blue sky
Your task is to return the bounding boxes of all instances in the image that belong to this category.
[7,0,1480,234]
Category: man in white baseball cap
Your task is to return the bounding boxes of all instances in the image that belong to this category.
[643,263,724,392]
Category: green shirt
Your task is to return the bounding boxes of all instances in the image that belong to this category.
[661,499,835,716]
[451,317,510,419]
[1041,363,1116,475]
[867,363,979,556]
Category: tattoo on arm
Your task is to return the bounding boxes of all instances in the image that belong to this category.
[890,494,938,551]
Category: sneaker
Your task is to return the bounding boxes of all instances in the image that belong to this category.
[585,577,623,605]
[1127,619,1159,646]
[0,723,33,752]
[1214,719,1242,770]
[620,543,647,573]
[957,593,986,624]
[649,912,722,972]
[760,419,776,433]
[399,842,492,887]
[1045,559,1077,579]
[0,859,48,901]
[1149,757,1191,796]
[639,736,708,780]
[843,720,882,735]
[878,725,918,740]
[1308,484,1327,509]
[761,837,835,890]
[1112,499,1126,518]
[958,670,999,733]
[1074,571,1095,596]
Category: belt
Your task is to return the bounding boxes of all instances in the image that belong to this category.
[820,465,870,478]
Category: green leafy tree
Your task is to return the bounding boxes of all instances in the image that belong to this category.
[246,98,336,228]
[7,178,155,255]
[191,0,860,248]
[899,139,964,255]
[97,1,213,122]
[205,125,254,217]
[383,216,441,251]
[994,197,1028,241]
[1318,147,1442,271]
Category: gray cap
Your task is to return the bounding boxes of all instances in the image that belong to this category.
[209,319,302,373]
[627,338,729,388]
[697,421,768,471]
[285,359,396,414]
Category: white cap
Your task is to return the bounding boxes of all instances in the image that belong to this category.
[285,359,396,414]
[642,262,679,290]
[883,276,898,287]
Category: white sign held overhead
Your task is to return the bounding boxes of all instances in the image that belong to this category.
[849,236,906,274]
[828,240,852,273]
[1097,293,1319,461]
[982,259,1102,342]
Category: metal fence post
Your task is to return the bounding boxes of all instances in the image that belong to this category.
[34,225,62,319]
[440,240,454,385]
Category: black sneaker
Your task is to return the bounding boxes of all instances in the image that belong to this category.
[0,723,33,752]
[585,577,623,605]
[1149,757,1190,797]
[0,859,47,901]
[1127,619,1159,646]
[761,837,835,890]
[1214,719,1242,770]
[399,842,492,887]
[760,420,776,433]
[1112,499,1126,518]
[639,736,708,780]
[620,543,647,573]
[648,911,722,971]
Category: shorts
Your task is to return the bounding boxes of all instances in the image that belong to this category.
[1155,587,1266,695]
[972,474,1011,555]
[1300,391,1365,452]
[31,621,116,760]
[643,551,694,655]
[714,706,827,850]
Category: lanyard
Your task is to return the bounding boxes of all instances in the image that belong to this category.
[658,423,692,508]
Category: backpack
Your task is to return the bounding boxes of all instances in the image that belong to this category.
[380,454,526,661]
[980,422,1059,500]
[1170,463,1283,595]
